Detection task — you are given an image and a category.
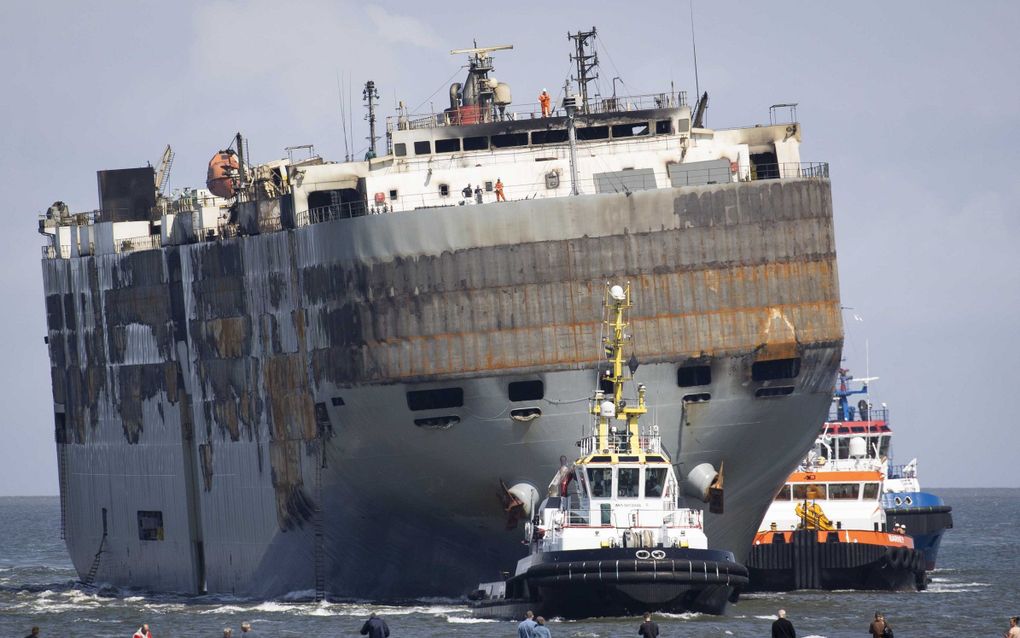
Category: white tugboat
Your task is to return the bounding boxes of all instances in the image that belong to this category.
[469,284,747,619]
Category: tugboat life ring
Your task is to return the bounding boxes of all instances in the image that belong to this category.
[651,550,666,560]
[635,550,651,559]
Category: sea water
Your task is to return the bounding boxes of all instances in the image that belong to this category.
[1,489,1017,637]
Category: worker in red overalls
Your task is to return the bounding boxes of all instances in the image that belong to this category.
[539,89,552,117]
[495,178,505,201]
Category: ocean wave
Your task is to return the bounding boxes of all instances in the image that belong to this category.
[657,611,701,620]
[446,616,498,623]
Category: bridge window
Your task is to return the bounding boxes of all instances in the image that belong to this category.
[863,483,880,499]
[612,123,650,138]
[463,136,488,151]
[435,138,460,153]
[491,132,529,148]
[617,468,640,498]
[508,380,544,402]
[406,387,463,411]
[531,129,569,144]
[394,143,407,157]
[645,467,667,497]
[656,120,673,134]
[775,485,792,501]
[137,510,164,541]
[752,357,801,381]
[577,126,609,141]
[414,140,431,155]
[828,483,860,500]
[677,365,711,387]
[587,467,613,498]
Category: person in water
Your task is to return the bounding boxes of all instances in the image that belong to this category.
[532,616,552,638]
[869,612,889,638]
[638,612,660,638]
[360,612,390,638]
[1005,616,1020,638]
[517,610,537,638]
[772,609,796,638]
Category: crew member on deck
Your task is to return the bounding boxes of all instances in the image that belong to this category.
[539,89,552,117]
[495,178,505,201]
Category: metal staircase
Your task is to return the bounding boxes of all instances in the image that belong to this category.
[313,450,326,601]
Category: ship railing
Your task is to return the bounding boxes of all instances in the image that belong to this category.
[294,201,369,226]
[116,234,162,253]
[825,406,890,424]
[886,463,917,479]
[560,507,702,530]
[386,91,688,133]
[579,434,664,456]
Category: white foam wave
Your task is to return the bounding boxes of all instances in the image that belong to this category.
[446,616,498,623]
[658,611,701,620]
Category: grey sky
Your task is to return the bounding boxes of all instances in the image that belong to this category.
[1,1,1017,495]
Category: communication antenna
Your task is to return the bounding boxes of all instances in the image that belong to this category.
[568,28,598,113]
[363,80,380,158]
[337,72,350,161]
[690,1,700,99]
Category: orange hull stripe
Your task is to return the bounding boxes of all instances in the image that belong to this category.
[787,471,883,482]
[753,530,914,548]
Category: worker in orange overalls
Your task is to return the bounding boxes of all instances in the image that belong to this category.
[495,178,505,201]
[539,89,551,117]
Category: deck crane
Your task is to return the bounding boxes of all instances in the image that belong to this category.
[154,145,175,195]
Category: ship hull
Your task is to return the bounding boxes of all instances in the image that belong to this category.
[43,178,842,598]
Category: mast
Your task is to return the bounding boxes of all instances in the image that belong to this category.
[593,284,647,453]
[363,80,379,158]
[568,27,598,112]
[563,89,581,196]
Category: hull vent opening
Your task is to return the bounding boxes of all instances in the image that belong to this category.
[677,365,712,387]
[752,357,801,381]
[414,416,460,430]
[682,393,711,403]
[755,386,795,398]
[510,408,542,422]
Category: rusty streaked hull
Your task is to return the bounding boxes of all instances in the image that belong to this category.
[43,178,842,597]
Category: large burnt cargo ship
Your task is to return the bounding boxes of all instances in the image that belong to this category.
[37,39,842,598]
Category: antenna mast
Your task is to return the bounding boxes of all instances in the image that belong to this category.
[363,80,380,158]
[568,28,598,113]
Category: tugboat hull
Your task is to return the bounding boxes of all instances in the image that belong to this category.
[471,548,747,619]
[746,530,925,592]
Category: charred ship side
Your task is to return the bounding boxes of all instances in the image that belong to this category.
[37,34,842,598]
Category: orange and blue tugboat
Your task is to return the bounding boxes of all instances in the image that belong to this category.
[747,402,927,591]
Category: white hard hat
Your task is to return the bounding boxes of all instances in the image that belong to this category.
[542,88,547,92]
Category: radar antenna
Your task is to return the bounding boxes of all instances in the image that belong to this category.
[363,80,380,158]
[568,28,598,113]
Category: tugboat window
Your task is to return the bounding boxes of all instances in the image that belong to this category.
[137,510,164,541]
[863,483,880,499]
[793,484,826,500]
[828,483,860,500]
[587,468,613,497]
[617,468,640,498]
[645,468,667,497]
[775,485,792,501]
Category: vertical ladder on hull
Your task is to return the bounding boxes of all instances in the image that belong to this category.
[313,448,326,602]
[82,534,106,586]
[57,445,70,539]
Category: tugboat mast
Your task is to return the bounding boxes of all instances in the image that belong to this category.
[592,283,647,452]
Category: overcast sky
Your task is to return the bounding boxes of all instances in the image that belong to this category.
[1,0,1017,495]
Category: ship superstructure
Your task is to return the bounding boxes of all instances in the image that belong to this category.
[37,33,842,598]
